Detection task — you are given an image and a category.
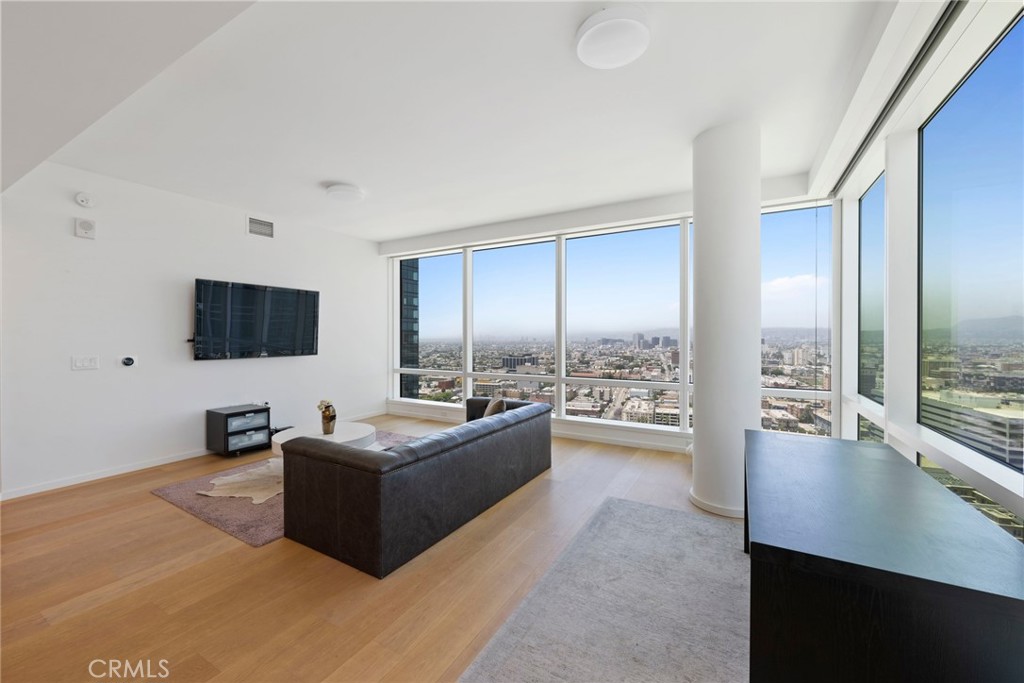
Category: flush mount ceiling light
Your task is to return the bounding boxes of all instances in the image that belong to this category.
[575,5,650,70]
[325,182,366,202]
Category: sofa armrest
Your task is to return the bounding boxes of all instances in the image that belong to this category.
[283,443,386,576]
[465,397,537,422]
[282,436,416,473]
[465,397,492,421]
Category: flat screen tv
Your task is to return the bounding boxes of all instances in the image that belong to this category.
[194,279,319,360]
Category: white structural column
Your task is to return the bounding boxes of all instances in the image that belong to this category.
[690,121,762,518]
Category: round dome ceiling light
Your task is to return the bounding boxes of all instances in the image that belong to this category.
[325,182,366,202]
[575,5,650,70]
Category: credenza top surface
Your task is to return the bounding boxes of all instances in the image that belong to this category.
[745,430,1024,601]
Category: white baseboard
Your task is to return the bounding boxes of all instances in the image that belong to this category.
[385,399,691,453]
[552,417,690,453]
[341,409,389,423]
[688,488,745,519]
[0,448,212,501]
[0,410,390,502]
[385,399,463,424]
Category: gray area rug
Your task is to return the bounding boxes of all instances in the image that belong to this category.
[460,497,750,683]
[151,430,415,547]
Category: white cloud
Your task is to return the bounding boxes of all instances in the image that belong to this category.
[761,274,830,327]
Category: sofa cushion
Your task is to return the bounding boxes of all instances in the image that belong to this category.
[483,398,507,417]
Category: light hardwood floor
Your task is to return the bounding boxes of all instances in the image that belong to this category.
[1,414,713,683]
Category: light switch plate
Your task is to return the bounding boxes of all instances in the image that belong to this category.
[71,355,100,370]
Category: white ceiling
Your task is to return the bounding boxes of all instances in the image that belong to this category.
[21,2,894,242]
[1,0,252,191]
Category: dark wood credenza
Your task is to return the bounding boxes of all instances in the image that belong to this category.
[744,430,1024,683]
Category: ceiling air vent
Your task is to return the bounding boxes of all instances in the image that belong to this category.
[247,216,274,238]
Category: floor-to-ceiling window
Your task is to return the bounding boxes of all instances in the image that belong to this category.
[398,252,464,402]
[472,241,556,403]
[833,6,1022,524]
[919,18,1023,474]
[393,223,688,431]
[760,205,833,435]
[858,173,886,405]
[393,208,836,440]
[565,225,681,426]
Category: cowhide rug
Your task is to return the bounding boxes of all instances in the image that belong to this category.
[198,456,283,504]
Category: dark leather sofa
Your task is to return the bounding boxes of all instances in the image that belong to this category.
[282,399,552,578]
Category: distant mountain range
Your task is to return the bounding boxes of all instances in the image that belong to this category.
[761,327,831,344]
[566,328,681,343]
[923,316,1023,345]
[424,316,1022,346]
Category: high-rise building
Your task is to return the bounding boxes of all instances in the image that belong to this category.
[502,354,537,370]
[632,333,645,349]
[399,259,420,399]
[920,392,1023,472]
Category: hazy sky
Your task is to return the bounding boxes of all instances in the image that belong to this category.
[416,252,461,340]
[565,226,680,338]
[413,206,831,340]
[760,206,831,329]
[859,173,886,333]
[921,19,1022,330]
[474,240,556,339]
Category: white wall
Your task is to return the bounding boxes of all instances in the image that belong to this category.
[0,162,388,498]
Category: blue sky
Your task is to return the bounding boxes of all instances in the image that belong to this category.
[921,18,1023,329]
[416,252,462,341]
[414,227,683,340]
[759,206,832,329]
[565,226,680,339]
[475,241,556,340]
[859,173,886,333]
[414,208,831,340]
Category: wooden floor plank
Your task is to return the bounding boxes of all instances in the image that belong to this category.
[1,414,699,683]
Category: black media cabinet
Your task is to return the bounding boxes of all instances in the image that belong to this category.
[206,404,271,456]
[744,430,1024,683]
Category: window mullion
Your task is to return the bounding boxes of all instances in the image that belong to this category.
[463,247,473,400]
[680,218,691,433]
[555,235,566,418]
[830,198,843,436]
